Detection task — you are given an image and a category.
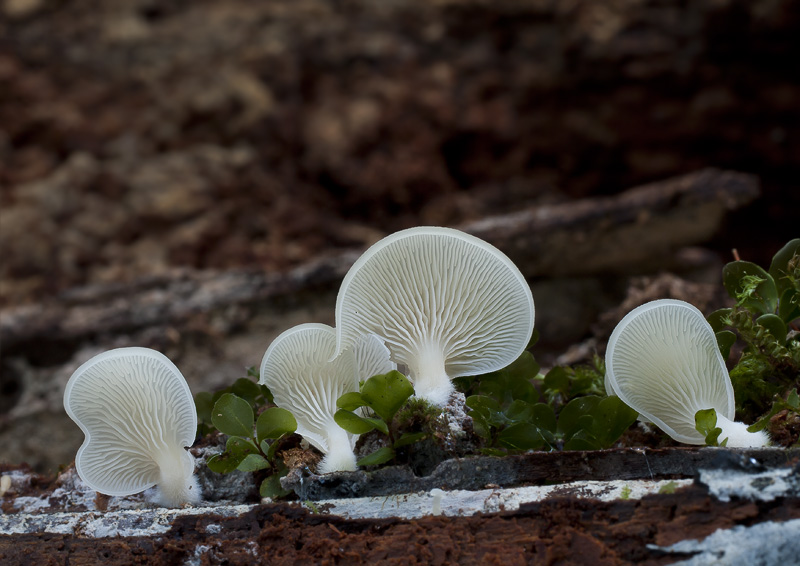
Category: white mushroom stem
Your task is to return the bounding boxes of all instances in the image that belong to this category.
[407,341,453,407]
[715,414,770,448]
[317,426,358,475]
[153,452,200,507]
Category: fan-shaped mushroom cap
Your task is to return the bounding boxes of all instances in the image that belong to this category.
[63,347,200,507]
[260,324,393,473]
[335,226,535,406]
[605,299,767,447]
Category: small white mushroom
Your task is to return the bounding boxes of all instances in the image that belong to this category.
[63,347,200,507]
[334,226,535,406]
[605,299,768,447]
[259,323,394,474]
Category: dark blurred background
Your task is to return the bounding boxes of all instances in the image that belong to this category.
[1,0,798,471]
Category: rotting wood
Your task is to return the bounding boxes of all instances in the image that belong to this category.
[284,446,797,501]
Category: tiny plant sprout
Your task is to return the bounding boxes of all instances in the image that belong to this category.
[260,323,394,474]
[63,347,200,507]
[334,226,535,406]
[605,299,768,447]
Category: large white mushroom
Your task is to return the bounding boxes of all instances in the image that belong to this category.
[63,347,200,507]
[259,323,394,474]
[334,226,535,406]
[605,299,768,447]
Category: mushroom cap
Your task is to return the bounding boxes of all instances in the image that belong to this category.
[63,347,197,496]
[605,299,735,444]
[259,323,361,456]
[334,226,535,381]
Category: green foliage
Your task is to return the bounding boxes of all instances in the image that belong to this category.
[194,367,273,437]
[748,388,800,434]
[694,408,728,447]
[334,370,424,466]
[709,239,800,423]
[463,346,635,453]
[205,393,297,499]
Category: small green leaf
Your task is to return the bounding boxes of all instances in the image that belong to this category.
[237,453,271,472]
[778,289,800,323]
[529,403,558,434]
[334,409,388,435]
[585,395,638,448]
[497,422,546,450]
[230,377,263,407]
[722,261,778,314]
[337,391,367,411]
[769,238,800,296]
[360,370,415,423]
[260,473,291,499]
[194,391,214,424]
[470,412,491,440]
[356,446,396,467]
[504,399,534,423]
[211,393,255,437]
[543,367,571,397]
[394,431,428,448]
[563,429,602,451]
[694,408,718,435]
[207,436,258,473]
[256,407,297,443]
[787,389,800,409]
[707,308,733,333]
[557,396,601,439]
[756,313,787,344]
[716,330,737,360]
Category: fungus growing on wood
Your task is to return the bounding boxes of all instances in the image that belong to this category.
[259,323,394,474]
[605,299,769,447]
[334,226,535,406]
[63,347,200,507]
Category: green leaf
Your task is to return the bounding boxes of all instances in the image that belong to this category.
[722,261,778,314]
[756,313,787,344]
[230,377,263,407]
[478,351,540,405]
[237,453,271,472]
[563,429,602,451]
[194,391,214,424]
[716,330,737,360]
[393,431,428,448]
[584,396,638,448]
[504,399,534,423]
[769,238,800,296]
[356,446,396,467]
[206,436,258,473]
[694,408,718,435]
[778,289,800,323]
[529,403,557,434]
[557,396,601,439]
[211,393,255,437]
[497,422,546,450]
[543,367,571,397]
[526,329,540,349]
[337,391,367,411]
[334,409,388,435]
[707,308,733,333]
[256,407,297,443]
[260,473,291,499]
[360,370,415,423]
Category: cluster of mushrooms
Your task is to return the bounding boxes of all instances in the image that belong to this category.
[63,227,768,508]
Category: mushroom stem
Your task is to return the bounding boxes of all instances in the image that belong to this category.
[409,342,453,407]
[715,414,770,448]
[318,426,357,474]
[153,452,200,507]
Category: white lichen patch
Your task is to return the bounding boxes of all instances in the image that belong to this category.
[298,478,692,520]
[698,466,798,502]
[650,518,800,565]
[0,504,257,537]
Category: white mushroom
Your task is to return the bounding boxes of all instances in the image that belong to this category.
[63,347,200,507]
[605,299,768,447]
[259,323,394,474]
[334,226,535,406]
